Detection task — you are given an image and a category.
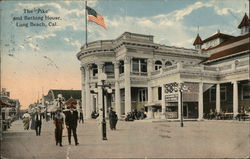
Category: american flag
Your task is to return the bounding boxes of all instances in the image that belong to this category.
[86,6,107,29]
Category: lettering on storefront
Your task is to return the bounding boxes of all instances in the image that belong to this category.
[165,94,178,102]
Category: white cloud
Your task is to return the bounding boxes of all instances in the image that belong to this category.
[63,37,81,48]
[215,8,230,15]
[64,37,70,42]
[174,1,204,21]
[28,43,40,51]
[32,33,56,40]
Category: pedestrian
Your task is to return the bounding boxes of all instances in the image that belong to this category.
[30,112,36,130]
[79,110,84,123]
[64,103,79,146]
[22,111,30,130]
[34,109,43,136]
[109,108,118,130]
[54,109,64,147]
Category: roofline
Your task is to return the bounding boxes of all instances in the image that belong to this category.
[202,33,234,43]
[204,50,249,64]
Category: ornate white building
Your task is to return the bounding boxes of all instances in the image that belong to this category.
[77,14,250,119]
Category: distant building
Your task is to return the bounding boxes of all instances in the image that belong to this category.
[43,89,81,112]
[77,14,250,119]
[0,88,20,119]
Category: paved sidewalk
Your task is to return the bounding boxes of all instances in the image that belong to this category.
[1,119,250,159]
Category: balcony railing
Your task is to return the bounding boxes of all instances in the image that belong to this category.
[130,72,148,76]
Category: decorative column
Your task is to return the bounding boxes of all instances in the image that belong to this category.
[147,59,153,75]
[97,63,104,117]
[198,82,204,120]
[147,58,153,119]
[124,56,132,114]
[90,93,94,115]
[85,64,91,119]
[80,66,86,118]
[232,81,239,117]
[178,89,182,120]
[147,86,153,119]
[216,83,221,112]
[113,61,121,119]
[161,84,166,119]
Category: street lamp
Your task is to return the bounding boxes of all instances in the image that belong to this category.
[99,73,108,140]
[90,73,112,140]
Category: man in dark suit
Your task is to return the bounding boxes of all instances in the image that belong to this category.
[65,103,79,146]
[35,110,42,136]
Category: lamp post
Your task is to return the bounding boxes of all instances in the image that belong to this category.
[90,73,112,140]
[179,88,184,127]
[99,73,108,140]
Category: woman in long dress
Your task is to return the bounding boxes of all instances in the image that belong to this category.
[22,112,31,130]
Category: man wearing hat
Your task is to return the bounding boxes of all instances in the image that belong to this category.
[64,101,79,146]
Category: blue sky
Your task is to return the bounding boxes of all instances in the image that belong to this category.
[1,0,249,108]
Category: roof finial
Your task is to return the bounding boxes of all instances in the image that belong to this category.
[197,26,199,34]
[217,29,220,33]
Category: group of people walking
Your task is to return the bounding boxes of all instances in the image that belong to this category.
[54,104,79,147]
[22,103,81,147]
[22,110,42,136]
[22,105,120,147]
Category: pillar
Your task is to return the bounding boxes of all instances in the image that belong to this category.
[85,64,91,119]
[114,61,121,119]
[161,84,166,119]
[216,83,221,112]
[147,86,153,119]
[147,59,153,76]
[124,56,131,114]
[80,66,86,118]
[233,81,239,117]
[147,59,153,119]
[198,82,204,120]
[178,89,182,120]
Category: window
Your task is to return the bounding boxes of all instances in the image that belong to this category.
[132,58,139,72]
[92,64,98,76]
[104,62,114,75]
[195,45,201,49]
[155,60,162,70]
[119,60,124,74]
[242,84,250,100]
[165,61,172,67]
[158,87,162,100]
[141,59,147,72]
[132,58,147,73]
[210,87,216,102]
[138,89,147,102]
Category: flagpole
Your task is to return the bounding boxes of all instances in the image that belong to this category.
[85,0,88,48]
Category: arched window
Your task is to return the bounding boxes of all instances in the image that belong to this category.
[92,64,98,76]
[165,61,172,67]
[155,60,162,70]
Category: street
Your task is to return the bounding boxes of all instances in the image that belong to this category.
[1,119,250,159]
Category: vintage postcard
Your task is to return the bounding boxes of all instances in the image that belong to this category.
[1,0,250,158]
